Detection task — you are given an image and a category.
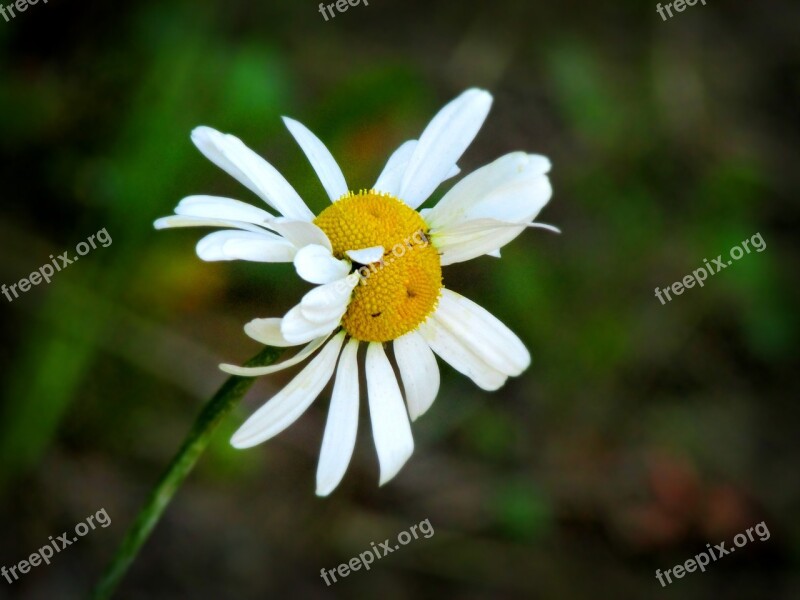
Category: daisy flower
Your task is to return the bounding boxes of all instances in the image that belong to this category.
[155,88,555,496]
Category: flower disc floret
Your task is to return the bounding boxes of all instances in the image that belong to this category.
[314,190,442,342]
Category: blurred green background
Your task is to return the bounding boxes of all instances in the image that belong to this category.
[1,0,798,598]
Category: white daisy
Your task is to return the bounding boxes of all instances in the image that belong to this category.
[155,88,556,496]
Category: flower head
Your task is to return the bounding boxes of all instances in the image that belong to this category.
[155,89,555,495]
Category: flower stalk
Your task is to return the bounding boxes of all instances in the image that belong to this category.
[91,345,282,599]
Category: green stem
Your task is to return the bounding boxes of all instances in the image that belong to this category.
[91,346,282,599]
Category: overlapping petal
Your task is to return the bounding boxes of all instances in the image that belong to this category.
[345,246,384,265]
[426,152,553,265]
[433,289,530,376]
[316,339,360,496]
[243,318,298,347]
[230,333,346,448]
[394,330,440,421]
[294,244,350,284]
[195,230,295,262]
[397,89,492,208]
[280,273,358,344]
[283,117,348,202]
[174,195,274,224]
[153,215,265,234]
[220,334,330,377]
[263,218,332,252]
[366,343,415,485]
[298,275,359,324]
[191,126,314,221]
[374,140,460,198]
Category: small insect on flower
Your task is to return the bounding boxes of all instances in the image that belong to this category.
[155,89,556,495]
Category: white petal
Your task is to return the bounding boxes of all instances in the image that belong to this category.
[294,244,350,284]
[445,163,461,180]
[243,318,300,347]
[191,126,314,221]
[195,230,295,262]
[394,330,440,421]
[316,339,360,496]
[366,342,415,485]
[486,249,501,258]
[230,333,345,448]
[175,195,274,224]
[153,215,265,234]
[220,334,330,376]
[434,219,558,266]
[264,218,332,252]
[436,219,559,237]
[300,275,358,324]
[190,127,253,195]
[433,289,530,376]
[425,152,553,264]
[196,231,240,261]
[417,317,507,391]
[374,139,461,198]
[283,117,348,201]
[374,140,417,196]
[223,238,296,262]
[426,152,552,230]
[345,246,384,265]
[281,304,341,345]
[398,89,493,209]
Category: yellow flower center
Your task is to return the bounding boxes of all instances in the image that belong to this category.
[314,190,442,342]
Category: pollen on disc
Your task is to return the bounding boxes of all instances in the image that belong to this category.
[314,190,442,342]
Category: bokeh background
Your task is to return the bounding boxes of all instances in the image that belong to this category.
[1,0,798,598]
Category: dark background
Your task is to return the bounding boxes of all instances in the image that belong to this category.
[1,0,798,598]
